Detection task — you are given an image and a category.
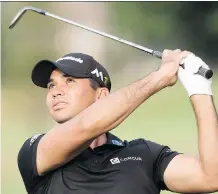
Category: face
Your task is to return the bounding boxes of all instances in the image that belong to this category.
[46,69,98,123]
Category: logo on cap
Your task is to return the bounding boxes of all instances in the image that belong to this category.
[56,56,83,64]
[104,77,108,85]
[91,68,104,81]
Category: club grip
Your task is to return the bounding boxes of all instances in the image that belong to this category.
[152,50,213,79]
[197,66,213,79]
[153,51,162,59]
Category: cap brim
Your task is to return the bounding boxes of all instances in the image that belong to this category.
[31,60,89,88]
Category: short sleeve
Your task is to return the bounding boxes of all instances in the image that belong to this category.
[144,140,181,190]
[17,134,45,192]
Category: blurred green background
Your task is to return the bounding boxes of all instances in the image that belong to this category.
[2,2,218,194]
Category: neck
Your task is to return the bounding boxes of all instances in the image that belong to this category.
[89,133,107,149]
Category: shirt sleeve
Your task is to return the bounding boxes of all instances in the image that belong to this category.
[17,133,45,192]
[144,140,182,191]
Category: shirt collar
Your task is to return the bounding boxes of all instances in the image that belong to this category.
[106,132,124,147]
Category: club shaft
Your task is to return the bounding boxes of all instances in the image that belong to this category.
[44,12,215,79]
[45,12,154,54]
[9,6,213,79]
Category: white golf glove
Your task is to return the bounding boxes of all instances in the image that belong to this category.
[178,54,213,97]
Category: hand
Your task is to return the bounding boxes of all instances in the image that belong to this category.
[178,54,213,97]
[158,49,191,87]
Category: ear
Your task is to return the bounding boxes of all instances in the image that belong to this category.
[95,87,110,101]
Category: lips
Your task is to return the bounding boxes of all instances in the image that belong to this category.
[52,101,67,110]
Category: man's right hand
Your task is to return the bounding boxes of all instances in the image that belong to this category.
[157,49,191,87]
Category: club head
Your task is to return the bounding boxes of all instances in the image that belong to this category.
[9,6,46,29]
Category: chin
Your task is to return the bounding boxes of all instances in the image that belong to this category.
[54,115,73,124]
[51,110,75,124]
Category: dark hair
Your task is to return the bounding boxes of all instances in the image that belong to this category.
[88,78,100,90]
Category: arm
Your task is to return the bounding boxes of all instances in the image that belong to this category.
[164,95,218,193]
[35,50,189,176]
[192,95,218,184]
[37,71,168,176]
[36,50,190,176]
[163,56,218,193]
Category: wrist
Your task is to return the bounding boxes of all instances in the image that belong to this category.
[190,94,212,103]
[190,95,216,124]
[154,70,171,89]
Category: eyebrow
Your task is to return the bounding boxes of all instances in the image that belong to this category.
[48,74,75,84]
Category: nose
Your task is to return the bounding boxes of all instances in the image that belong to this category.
[52,86,65,98]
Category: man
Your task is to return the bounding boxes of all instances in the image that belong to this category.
[18,50,218,194]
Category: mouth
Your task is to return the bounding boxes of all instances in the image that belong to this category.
[53,101,67,111]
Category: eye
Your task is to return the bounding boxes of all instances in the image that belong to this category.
[66,77,75,83]
[47,83,55,90]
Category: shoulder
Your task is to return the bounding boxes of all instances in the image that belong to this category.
[18,133,45,171]
[19,133,45,149]
[125,137,158,148]
[125,138,146,145]
[18,133,45,156]
[125,138,177,157]
[126,138,180,190]
[123,138,155,154]
[18,133,46,192]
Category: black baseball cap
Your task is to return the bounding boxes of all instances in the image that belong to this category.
[31,53,111,91]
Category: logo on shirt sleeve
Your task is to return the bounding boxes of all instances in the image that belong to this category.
[165,148,173,153]
[30,134,42,146]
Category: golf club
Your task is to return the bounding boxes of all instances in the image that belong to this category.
[9,6,213,79]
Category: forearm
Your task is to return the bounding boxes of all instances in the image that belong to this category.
[37,71,168,175]
[190,95,218,178]
[36,49,184,175]
[77,71,167,139]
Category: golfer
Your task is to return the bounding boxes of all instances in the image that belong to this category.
[18,50,218,194]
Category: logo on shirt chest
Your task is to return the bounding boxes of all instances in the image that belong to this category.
[110,156,142,164]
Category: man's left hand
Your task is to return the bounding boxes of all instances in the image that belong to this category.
[178,54,213,97]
